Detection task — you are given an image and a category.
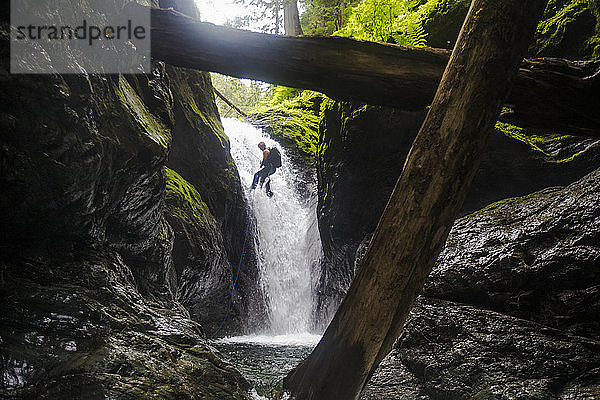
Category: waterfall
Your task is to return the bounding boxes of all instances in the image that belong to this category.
[224,118,321,335]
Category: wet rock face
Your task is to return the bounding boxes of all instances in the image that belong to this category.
[1,250,250,399]
[363,298,600,400]
[314,100,600,325]
[425,167,600,339]
[0,15,256,398]
[165,164,265,336]
[0,57,174,297]
[163,66,265,336]
[362,169,600,399]
[314,101,425,324]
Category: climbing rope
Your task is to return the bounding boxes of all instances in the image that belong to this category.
[210,191,254,339]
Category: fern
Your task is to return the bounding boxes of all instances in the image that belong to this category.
[406,23,428,47]
[336,0,429,46]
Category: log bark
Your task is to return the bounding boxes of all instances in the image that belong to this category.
[282,0,549,399]
[284,0,303,36]
[150,8,600,137]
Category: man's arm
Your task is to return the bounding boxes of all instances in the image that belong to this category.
[261,148,270,166]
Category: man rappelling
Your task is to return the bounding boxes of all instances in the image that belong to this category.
[251,141,282,197]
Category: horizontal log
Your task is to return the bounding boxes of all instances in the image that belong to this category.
[504,58,600,137]
[150,7,600,137]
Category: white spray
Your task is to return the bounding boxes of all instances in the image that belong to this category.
[224,118,321,336]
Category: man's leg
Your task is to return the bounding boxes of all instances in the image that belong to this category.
[259,166,275,188]
[265,178,273,197]
[251,167,270,189]
[264,167,275,196]
[251,169,261,189]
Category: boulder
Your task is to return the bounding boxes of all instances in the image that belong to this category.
[425,166,600,339]
[1,250,251,399]
[363,298,600,399]
[362,167,600,399]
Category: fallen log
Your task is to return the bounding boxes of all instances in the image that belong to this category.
[283,0,549,398]
[150,8,600,137]
[212,87,248,117]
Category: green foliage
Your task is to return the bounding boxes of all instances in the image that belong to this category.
[531,0,599,59]
[210,73,269,117]
[249,89,325,162]
[404,22,428,47]
[329,0,598,57]
[299,0,358,35]
[335,0,429,46]
[231,0,284,33]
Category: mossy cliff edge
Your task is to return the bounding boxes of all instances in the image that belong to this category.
[0,2,261,397]
[246,88,324,166]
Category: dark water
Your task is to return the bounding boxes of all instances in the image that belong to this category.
[212,334,320,396]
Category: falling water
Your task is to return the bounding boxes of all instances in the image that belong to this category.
[215,118,323,395]
[224,118,321,335]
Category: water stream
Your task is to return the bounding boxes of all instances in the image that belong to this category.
[212,118,323,395]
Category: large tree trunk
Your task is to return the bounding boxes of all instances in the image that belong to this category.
[284,0,303,36]
[282,0,549,399]
[274,0,281,35]
[150,8,600,137]
[338,1,345,31]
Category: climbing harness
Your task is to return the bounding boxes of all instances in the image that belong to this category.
[210,191,254,339]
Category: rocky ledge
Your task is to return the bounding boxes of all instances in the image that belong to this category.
[363,167,600,399]
[1,249,251,399]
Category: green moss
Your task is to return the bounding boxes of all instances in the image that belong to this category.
[167,67,229,152]
[531,0,598,59]
[189,86,228,150]
[248,89,325,163]
[479,196,519,213]
[316,98,341,164]
[495,121,584,164]
[531,0,596,57]
[364,0,599,58]
[418,0,472,48]
[164,167,213,229]
[587,0,600,58]
[116,75,171,150]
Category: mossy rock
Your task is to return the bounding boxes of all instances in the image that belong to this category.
[415,0,599,59]
[1,249,252,399]
[418,0,472,49]
[530,0,599,59]
[164,66,265,336]
[165,167,216,233]
[494,121,590,164]
[0,2,260,394]
[247,89,325,164]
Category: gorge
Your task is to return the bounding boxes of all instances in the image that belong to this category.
[2,0,600,399]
